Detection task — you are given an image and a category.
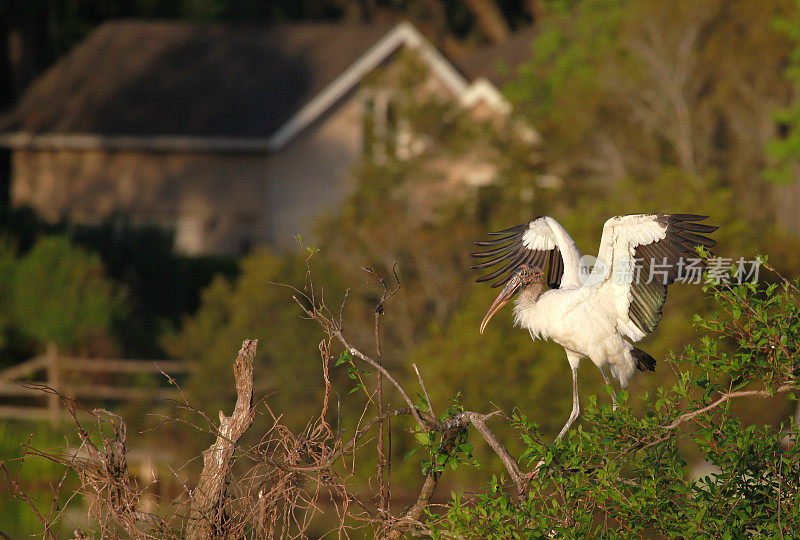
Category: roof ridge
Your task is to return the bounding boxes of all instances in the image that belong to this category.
[93,18,397,32]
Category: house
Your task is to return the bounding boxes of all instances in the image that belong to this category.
[0,20,532,255]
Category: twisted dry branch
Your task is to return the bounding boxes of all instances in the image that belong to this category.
[186,339,257,539]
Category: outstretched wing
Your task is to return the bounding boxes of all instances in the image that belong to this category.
[471,217,572,288]
[595,213,718,341]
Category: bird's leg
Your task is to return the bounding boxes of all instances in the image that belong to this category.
[599,366,619,411]
[556,366,580,441]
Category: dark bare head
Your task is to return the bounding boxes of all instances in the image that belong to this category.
[480,265,545,334]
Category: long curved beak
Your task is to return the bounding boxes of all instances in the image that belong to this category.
[480,278,522,334]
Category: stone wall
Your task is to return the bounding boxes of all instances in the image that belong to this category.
[12,148,269,255]
[9,97,364,254]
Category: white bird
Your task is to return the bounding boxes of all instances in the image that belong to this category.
[473,214,717,440]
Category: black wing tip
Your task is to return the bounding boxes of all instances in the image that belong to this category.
[668,214,719,251]
[472,223,528,285]
[474,238,517,247]
[631,347,657,372]
[668,214,710,222]
[470,218,559,291]
[486,223,529,236]
[473,274,511,287]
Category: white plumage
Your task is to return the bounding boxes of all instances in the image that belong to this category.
[473,214,717,440]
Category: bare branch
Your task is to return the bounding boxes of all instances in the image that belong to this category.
[662,383,797,430]
[187,339,258,539]
[413,363,434,419]
[386,473,438,539]
[334,328,429,430]
[338,288,350,330]
[362,265,401,516]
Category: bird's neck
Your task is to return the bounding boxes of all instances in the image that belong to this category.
[513,281,549,337]
[517,281,546,305]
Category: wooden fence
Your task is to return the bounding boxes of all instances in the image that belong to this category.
[0,347,192,426]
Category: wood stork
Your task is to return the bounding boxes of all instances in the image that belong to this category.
[473,214,717,440]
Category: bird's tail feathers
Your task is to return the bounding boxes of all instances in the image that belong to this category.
[631,347,656,372]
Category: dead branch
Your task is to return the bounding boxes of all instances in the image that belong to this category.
[464,412,526,495]
[290,408,413,473]
[384,410,506,538]
[413,363,434,418]
[187,339,257,539]
[662,383,797,430]
[362,265,400,516]
[335,329,430,429]
[285,260,536,535]
[11,387,167,536]
[8,257,556,538]
[386,474,438,539]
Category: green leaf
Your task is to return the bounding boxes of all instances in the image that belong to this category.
[415,432,435,446]
[404,447,420,460]
[335,351,353,366]
[348,384,364,395]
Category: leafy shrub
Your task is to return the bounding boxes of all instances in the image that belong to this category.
[11,236,125,351]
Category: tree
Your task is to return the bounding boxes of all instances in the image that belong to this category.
[508,0,796,230]
[11,235,124,351]
[767,0,800,185]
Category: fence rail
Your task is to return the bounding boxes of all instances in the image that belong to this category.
[0,348,193,425]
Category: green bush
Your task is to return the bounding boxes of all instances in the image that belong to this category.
[11,236,125,351]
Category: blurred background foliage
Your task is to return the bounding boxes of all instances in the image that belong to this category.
[3,0,800,535]
[0,213,238,365]
[0,234,125,361]
[11,236,124,351]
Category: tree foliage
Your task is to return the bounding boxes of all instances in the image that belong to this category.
[510,0,796,230]
[767,0,800,185]
[11,235,124,351]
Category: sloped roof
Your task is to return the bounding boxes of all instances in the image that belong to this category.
[0,20,521,152]
[0,21,393,139]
